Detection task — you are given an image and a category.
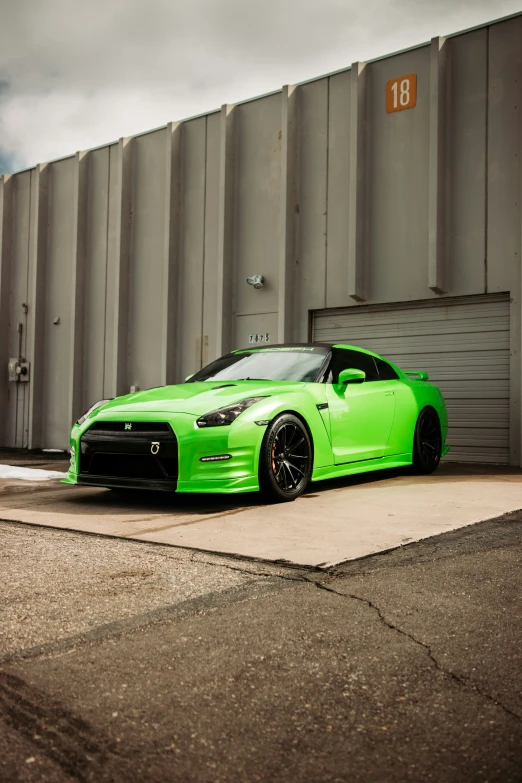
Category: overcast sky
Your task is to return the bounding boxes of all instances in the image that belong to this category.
[1,0,521,172]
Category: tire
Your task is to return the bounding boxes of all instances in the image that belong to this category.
[258,413,312,502]
[412,408,442,474]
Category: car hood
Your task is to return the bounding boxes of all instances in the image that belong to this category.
[92,380,307,419]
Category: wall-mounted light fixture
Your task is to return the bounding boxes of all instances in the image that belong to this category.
[246,275,264,289]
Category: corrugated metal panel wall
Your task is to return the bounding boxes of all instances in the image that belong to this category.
[312,295,510,464]
[0,14,521,460]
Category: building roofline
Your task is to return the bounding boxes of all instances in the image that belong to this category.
[8,9,522,174]
[296,8,522,86]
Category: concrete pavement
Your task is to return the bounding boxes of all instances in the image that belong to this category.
[1,463,522,566]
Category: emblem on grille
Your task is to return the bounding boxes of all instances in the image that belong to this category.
[124,423,132,431]
[151,442,160,455]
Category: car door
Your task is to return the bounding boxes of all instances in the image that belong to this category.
[374,356,411,457]
[324,349,396,464]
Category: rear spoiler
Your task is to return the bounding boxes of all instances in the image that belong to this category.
[404,370,429,381]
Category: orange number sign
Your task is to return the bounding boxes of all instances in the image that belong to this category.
[386,74,417,113]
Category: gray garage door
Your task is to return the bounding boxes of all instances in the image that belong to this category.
[312,294,511,464]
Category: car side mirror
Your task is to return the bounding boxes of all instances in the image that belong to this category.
[337,368,366,387]
[184,373,194,382]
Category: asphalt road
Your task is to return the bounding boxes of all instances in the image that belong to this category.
[0,511,521,782]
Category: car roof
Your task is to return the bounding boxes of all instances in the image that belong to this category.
[231,343,331,354]
[231,342,387,361]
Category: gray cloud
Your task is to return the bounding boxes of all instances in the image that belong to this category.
[0,147,23,175]
[0,79,26,172]
[0,0,520,167]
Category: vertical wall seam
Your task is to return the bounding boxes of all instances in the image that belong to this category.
[68,151,88,429]
[161,125,172,386]
[127,146,134,379]
[518,18,522,466]
[200,116,208,369]
[20,173,32,446]
[484,27,489,295]
[25,173,31,358]
[175,124,185,383]
[348,61,367,302]
[8,178,14,326]
[15,382,20,448]
[111,137,132,397]
[0,178,8,446]
[278,84,297,342]
[324,77,330,309]
[10,179,18,446]
[23,170,34,446]
[102,147,111,397]
[428,37,448,295]
[216,104,235,356]
[26,163,48,449]
[161,121,181,386]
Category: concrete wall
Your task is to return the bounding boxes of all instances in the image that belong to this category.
[0,13,521,451]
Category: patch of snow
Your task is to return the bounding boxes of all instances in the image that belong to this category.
[42,448,65,453]
[0,464,67,481]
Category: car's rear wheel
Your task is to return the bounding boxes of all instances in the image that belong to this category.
[258,414,312,502]
[412,408,442,474]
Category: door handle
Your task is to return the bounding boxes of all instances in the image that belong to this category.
[384,391,395,396]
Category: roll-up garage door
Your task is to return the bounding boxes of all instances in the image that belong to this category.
[312,294,511,464]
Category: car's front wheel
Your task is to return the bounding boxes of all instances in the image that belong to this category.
[412,408,442,474]
[258,413,312,502]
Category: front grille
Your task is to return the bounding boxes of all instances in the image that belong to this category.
[79,421,178,484]
[88,421,172,434]
[88,453,165,479]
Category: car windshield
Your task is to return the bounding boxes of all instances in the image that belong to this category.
[188,348,327,383]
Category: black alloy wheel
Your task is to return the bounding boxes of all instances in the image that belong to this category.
[259,413,312,502]
[412,408,442,474]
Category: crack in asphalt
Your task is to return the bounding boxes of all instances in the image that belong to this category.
[166,559,522,727]
[101,553,522,727]
[140,555,522,726]
[2,538,520,727]
[302,577,522,724]
[188,555,312,583]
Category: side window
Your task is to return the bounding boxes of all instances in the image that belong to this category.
[323,349,379,383]
[375,357,399,380]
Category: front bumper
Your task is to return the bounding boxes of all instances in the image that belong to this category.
[74,475,178,492]
[63,412,266,494]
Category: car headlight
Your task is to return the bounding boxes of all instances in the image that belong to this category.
[76,400,111,426]
[196,397,268,428]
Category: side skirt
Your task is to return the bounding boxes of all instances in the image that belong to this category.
[311,454,412,483]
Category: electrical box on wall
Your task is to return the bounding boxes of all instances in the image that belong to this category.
[8,359,30,382]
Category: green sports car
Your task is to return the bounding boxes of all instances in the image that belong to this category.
[63,343,449,502]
